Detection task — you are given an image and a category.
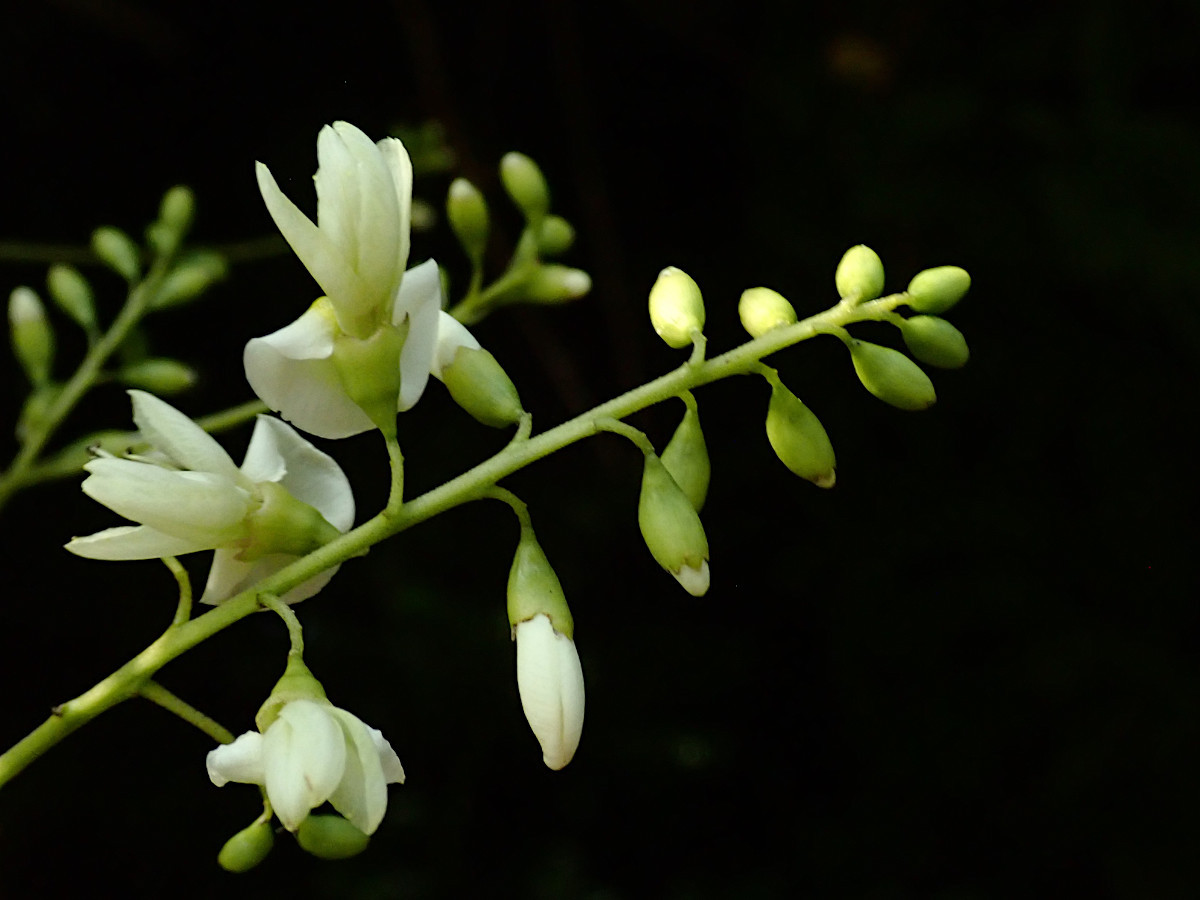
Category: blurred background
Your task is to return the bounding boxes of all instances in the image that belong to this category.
[1,0,1197,896]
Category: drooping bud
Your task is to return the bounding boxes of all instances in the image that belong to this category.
[217,821,275,872]
[765,377,836,488]
[638,452,710,596]
[91,226,142,282]
[296,815,371,860]
[441,346,525,428]
[537,215,576,256]
[116,358,199,394]
[152,251,228,308]
[500,152,550,221]
[835,244,885,303]
[738,287,797,338]
[847,339,936,410]
[507,526,573,636]
[522,264,592,304]
[8,287,55,386]
[905,266,970,314]
[446,178,489,263]
[660,393,710,511]
[899,315,970,369]
[46,265,96,332]
[256,652,329,732]
[648,266,705,349]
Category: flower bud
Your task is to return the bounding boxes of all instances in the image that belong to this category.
[152,252,228,308]
[765,380,836,488]
[296,815,371,860]
[507,527,573,636]
[738,287,797,338]
[46,265,96,331]
[522,264,592,303]
[905,266,970,314]
[847,339,936,410]
[217,821,275,872]
[16,384,60,443]
[648,266,705,349]
[900,315,969,369]
[500,152,550,221]
[638,452,710,595]
[91,226,141,281]
[159,185,196,234]
[537,215,576,256]
[116,358,198,394]
[660,396,709,511]
[8,286,55,386]
[441,346,524,427]
[835,244,885,303]
[446,177,489,262]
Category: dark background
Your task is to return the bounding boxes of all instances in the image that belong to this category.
[1,0,1196,896]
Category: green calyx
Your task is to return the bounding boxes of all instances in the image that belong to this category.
[661,394,710,511]
[240,480,342,562]
[765,378,836,488]
[441,346,525,428]
[905,266,970,314]
[332,321,407,438]
[900,316,970,369]
[638,452,710,596]
[255,652,328,732]
[296,815,371,860]
[847,339,936,411]
[507,527,573,638]
[217,821,275,873]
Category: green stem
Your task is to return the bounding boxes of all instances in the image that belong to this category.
[139,680,235,745]
[163,557,193,626]
[594,417,656,455]
[258,594,304,655]
[385,435,405,512]
[0,290,903,788]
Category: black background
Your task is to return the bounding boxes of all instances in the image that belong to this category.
[1,0,1197,897]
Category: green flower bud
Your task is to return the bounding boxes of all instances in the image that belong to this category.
[537,215,576,256]
[116,358,198,394]
[648,266,705,349]
[441,346,524,428]
[765,380,836,488]
[835,245,885,303]
[522,264,592,303]
[8,287,55,386]
[638,453,710,596]
[296,815,370,860]
[158,185,195,235]
[217,821,275,873]
[91,226,141,281]
[46,265,96,331]
[847,339,936,410]
[331,317,407,438]
[500,152,550,221]
[508,526,573,637]
[660,395,709,511]
[738,287,797,338]
[16,383,60,443]
[900,315,970,369]
[152,252,228,309]
[446,178,489,262]
[256,652,329,732]
[905,266,970,314]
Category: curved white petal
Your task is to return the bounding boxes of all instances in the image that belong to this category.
[328,709,389,835]
[263,700,346,831]
[429,312,482,380]
[65,524,204,561]
[368,726,406,785]
[516,614,585,770]
[198,548,341,606]
[377,136,413,287]
[394,259,444,411]
[244,416,355,532]
[207,732,266,787]
[129,390,242,483]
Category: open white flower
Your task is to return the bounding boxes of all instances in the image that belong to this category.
[207,698,405,834]
[65,390,354,604]
[246,121,481,439]
[515,613,585,770]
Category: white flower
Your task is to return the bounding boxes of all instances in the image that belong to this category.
[515,613,585,770]
[245,121,480,439]
[207,698,405,834]
[65,390,354,605]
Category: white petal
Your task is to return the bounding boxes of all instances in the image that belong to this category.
[129,391,243,483]
[65,524,204,560]
[256,160,367,315]
[393,259,443,411]
[328,709,389,835]
[263,700,346,831]
[207,731,266,787]
[198,548,341,605]
[243,416,355,532]
[377,136,413,286]
[516,614,585,770]
[81,460,251,545]
[673,560,710,597]
[368,726,406,785]
[429,312,482,380]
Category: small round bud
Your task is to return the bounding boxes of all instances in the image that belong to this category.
[296,815,371,860]
[46,265,96,331]
[738,287,797,338]
[8,286,55,386]
[648,267,705,349]
[638,452,710,596]
[847,339,936,410]
[217,821,275,873]
[537,215,576,256]
[660,396,709,511]
[835,245,885,303]
[905,265,970,314]
[153,252,228,308]
[446,178,489,262]
[522,264,592,303]
[765,381,836,488]
[900,316,969,369]
[158,185,195,234]
[500,152,550,220]
[507,527,573,637]
[91,226,141,281]
[116,358,198,394]
[441,346,525,428]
